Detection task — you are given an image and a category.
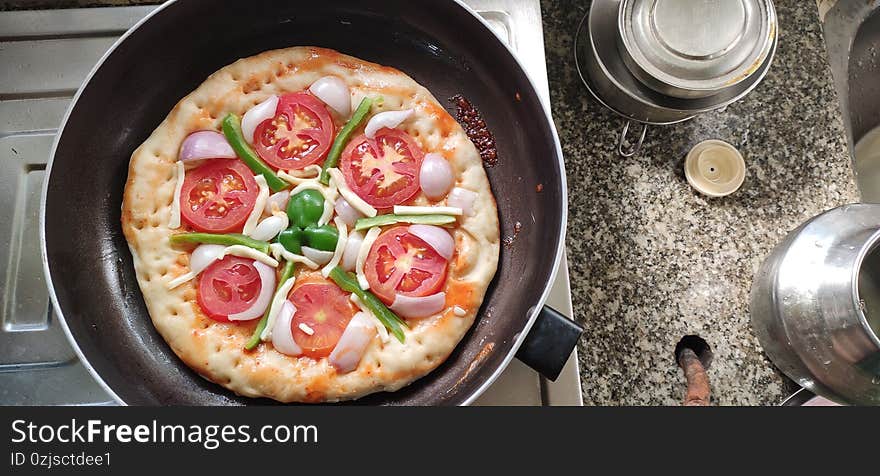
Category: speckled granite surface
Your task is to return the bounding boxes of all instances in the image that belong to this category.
[541,0,860,405]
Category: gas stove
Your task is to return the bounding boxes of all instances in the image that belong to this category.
[0,0,581,405]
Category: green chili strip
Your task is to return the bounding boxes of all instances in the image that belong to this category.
[169,233,270,254]
[245,260,296,350]
[221,113,288,192]
[329,267,407,343]
[354,214,457,231]
[320,97,373,185]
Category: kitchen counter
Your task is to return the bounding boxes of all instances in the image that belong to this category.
[541,0,860,404]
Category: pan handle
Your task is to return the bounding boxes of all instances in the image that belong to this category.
[618,120,648,157]
[515,306,584,381]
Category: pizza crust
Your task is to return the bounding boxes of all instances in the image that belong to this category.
[121,47,499,403]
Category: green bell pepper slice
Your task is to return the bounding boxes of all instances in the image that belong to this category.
[328,267,406,343]
[319,97,373,185]
[303,224,339,252]
[354,214,456,231]
[221,113,288,192]
[169,233,270,255]
[287,189,324,229]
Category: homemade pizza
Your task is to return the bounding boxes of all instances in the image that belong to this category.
[121,47,500,403]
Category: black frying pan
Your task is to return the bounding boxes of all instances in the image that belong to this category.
[41,0,581,405]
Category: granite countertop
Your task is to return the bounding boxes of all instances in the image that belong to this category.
[541,0,859,405]
[2,0,856,406]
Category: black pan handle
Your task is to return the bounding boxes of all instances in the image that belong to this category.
[515,306,584,381]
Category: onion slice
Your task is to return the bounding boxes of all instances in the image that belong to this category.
[342,230,363,271]
[447,187,477,217]
[243,175,269,236]
[390,292,447,319]
[250,213,289,242]
[260,276,296,341]
[364,109,413,139]
[334,197,363,227]
[189,244,227,274]
[228,261,276,321]
[179,131,237,162]
[241,95,278,144]
[264,190,290,215]
[408,224,454,260]
[301,246,334,266]
[270,301,302,356]
[309,76,351,117]
[419,153,454,200]
[328,312,377,373]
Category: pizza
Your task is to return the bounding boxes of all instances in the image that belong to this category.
[121,47,500,403]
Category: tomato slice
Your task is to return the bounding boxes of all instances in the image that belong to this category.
[197,256,263,322]
[339,128,424,209]
[289,275,356,358]
[364,225,448,304]
[253,92,335,170]
[180,159,259,233]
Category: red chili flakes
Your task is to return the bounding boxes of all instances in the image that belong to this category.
[450,94,498,168]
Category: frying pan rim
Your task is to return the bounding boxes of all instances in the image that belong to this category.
[38,0,569,406]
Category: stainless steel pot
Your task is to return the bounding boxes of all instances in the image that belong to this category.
[574,0,777,157]
[750,204,880,405]
[617,0,777,99]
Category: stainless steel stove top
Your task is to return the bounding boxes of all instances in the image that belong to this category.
[0,0,581,406]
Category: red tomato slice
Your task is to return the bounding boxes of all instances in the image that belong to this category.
[339,128,425,209]
[364,225,448,304]
[197,256,263,322]
[253,92,335,170]
[289,275,356,358]
[180,159,259,233]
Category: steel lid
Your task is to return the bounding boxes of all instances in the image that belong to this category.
[618,0,776,97]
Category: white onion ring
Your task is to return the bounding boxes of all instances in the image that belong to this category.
[419,153,454,200]
[309,76,351,116]
[241,95,278,144]
[364,109,413,138]
[228,261,276,321]
[342,230,363,271]
[189,244,226,274]
[334,197,363,227]
[178,131,236,162]
[328,312,376,373]
[390,292,447,319]
[447,187,477,217]
[264,190,290,215]
[408,224,454,260]
[270,301,302,356]
[301,246,334,266]
[250,214,288,242]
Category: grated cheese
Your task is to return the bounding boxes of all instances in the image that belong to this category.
[327,168,377,217]
[279,174,339,204]
[261,276,296,341]
[453,306,467,317]
[243,175,269,236]
[393,205,463,216]
[268,243,320,269]
[321,217,349,277]
[168,161,185,229]
[317,199,334,226]
[356,227,382,290]
[298,323,315,336]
